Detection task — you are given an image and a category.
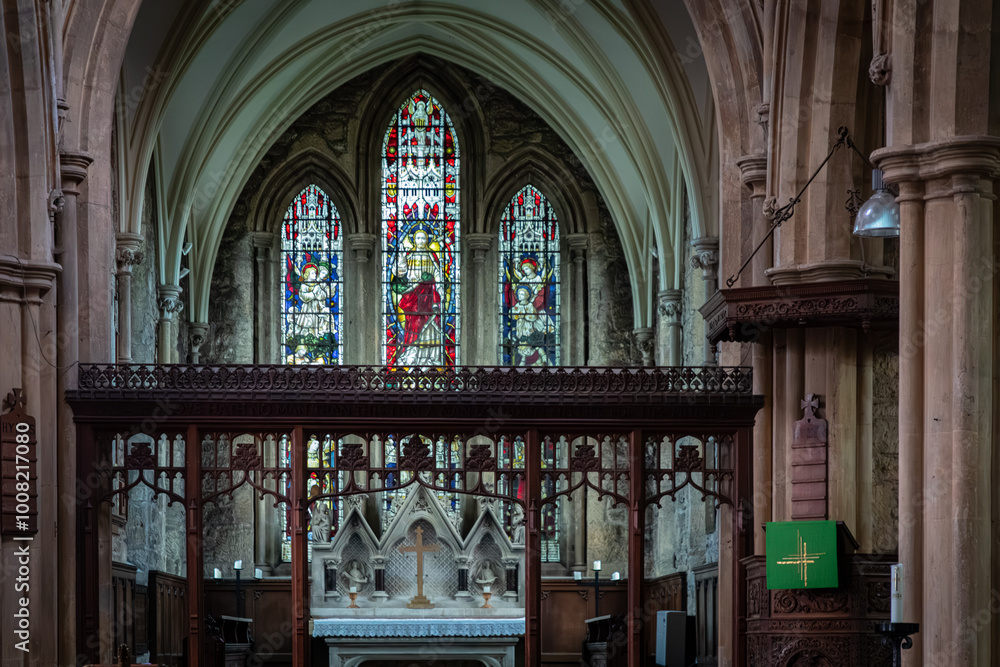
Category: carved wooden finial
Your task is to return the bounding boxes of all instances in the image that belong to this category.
[3,388,26,413]
[116,643,132,667]
[801,393,819,416]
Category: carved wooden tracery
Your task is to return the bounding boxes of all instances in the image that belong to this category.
[69,364,761,667]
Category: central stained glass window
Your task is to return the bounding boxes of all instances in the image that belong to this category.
[382,90,460,366]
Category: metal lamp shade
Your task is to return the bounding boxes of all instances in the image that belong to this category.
[853,169,900,237]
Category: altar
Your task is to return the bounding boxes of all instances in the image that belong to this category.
[313,617,524,667]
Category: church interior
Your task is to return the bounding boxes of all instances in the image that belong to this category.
[2,0,999,665]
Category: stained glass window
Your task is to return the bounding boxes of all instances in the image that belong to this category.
[279,433,346,562]
[382,90,460,366]
[499,184,560,366]
[281,184,343,365]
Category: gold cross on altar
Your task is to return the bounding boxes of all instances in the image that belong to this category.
[399,526,440,609]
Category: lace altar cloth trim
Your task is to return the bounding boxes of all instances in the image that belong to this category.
[312,617,526,638]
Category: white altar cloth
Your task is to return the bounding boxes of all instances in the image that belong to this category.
[313,617,525,638]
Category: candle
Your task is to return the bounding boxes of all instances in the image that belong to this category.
[483,585,491,593]
[350,585,357,594]
[593,560,602,571]
[233,560,243,571]
[611,571,620,581]
[213,568,222,579]
[255,568,263,580]
[890,563,903,623]
[573,571,583,581]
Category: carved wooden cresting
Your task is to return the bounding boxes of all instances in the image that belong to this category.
[67,364,762,667]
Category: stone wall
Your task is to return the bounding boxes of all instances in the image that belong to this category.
[871,348,899,553]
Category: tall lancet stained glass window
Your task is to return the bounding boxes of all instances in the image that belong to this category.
[281,184,343,364]
[499,185,560,366]
[382,90,460,366]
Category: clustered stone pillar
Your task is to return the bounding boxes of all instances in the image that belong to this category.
[876,138,1000,666]
[156,285,183,363]
[690,238,719,366]
[465,233,493,365]
[737,153,772,553]
[656,289,682,366]
[567,233,590,365]
[114,233,144,363]
[251,231,274,363]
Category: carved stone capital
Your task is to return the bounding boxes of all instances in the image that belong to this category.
[115,233,144,274]
[0,256,60,304]
[347,233,377,263]
[736,154,768,197]
[872,136,1000,188]
[566,233,589,262]
[633,327,655,367]
[690,238,720,280]
[465,233,493,264]
[59,151,94,194]
[869,52,892,86]
[157,284,184,320]
[251,231,274,251]
[657,289,682,323]
[188,322,209,364]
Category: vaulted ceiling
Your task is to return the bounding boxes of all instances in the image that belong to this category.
[118,0,717,324]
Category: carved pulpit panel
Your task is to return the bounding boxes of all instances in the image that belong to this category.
[791,394,828,520]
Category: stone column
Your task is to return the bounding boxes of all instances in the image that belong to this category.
[656,290,682,366]
[737,153,772,553]
[690,238,719,366]
[454,555,472,600]
[188,322,209,364]
[876,137,1000,667]
[251,232,274,363]
[156,285,183,364]
[566,234,589,366]
[56,151,91,664]
[114,233,144,363]
[465,233,493,365]
[502,557,519,602]
[347,233,377,365]
[633,327,654,366]
[371,556,388,601]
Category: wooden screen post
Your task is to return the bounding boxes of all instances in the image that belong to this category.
[290,425,310,665]
[734,425,753,667]
[524,428,541,666]
[627,429,644,667]
[185,424,203,667]
[77,423,100,663]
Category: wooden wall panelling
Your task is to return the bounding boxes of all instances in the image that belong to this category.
[148,571,187,667]
[204,579,294,666]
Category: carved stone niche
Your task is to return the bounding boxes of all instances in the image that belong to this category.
[742,553,896,666]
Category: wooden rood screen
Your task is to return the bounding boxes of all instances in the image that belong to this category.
[68,365,761,667]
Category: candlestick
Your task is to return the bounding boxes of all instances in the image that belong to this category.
[890,563,902,623]
[481,590,493,609]
[593,560,602,571]
[348,590,359,608]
